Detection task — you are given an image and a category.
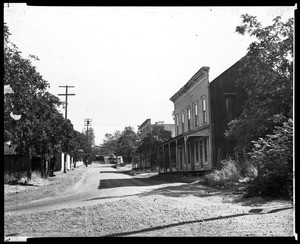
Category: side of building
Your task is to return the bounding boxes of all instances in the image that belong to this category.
[209,58,247,167]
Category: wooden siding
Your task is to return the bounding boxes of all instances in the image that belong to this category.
[172,73,210,136]
[209,58,247,167]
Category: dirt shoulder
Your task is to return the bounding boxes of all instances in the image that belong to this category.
[4,165,90,206]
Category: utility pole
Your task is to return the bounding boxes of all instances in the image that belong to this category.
[58,85,75,120]
[58,85,75,173]
[84,118,92,144]
[84,118,92,167]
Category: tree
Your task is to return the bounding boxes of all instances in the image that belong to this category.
[72,131,87,162]
[116,127,139,163]
[100,131,121,155]
[137,124,172,167]
[225,15,293,152]
[246,118,293,199]
[82,127,95,147]
[4,23,52,176]
[4,23,81,177]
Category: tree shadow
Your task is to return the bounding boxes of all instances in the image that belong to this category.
[98,171,292,207]
[98,177,175,189]
[102,206,292,237]
[230,195,291,207]
[231,196,268,206]
[98,173,242,200]
[7,181,38,187]
[98,173,191,189]
[139,182,222,198]
[99,171,132,174]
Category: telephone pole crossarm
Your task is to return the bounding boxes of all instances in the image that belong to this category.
[58,85,75,119]
[84,118,92,143]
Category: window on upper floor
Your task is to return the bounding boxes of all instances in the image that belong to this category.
[194,102,199,127]
[175,115,179,135]
[181,111,185,134]
[202,97,207,124]
[187,107,191,131]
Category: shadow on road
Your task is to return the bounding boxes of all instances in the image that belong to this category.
[98,177,174,189]
[135,179,291,207]
[138,182,221,198]
[102,206,292,237]
[98,173,192,189]
[98,169,292,207]
[99,171,133,174]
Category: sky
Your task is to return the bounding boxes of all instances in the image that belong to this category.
[4,4,295,145]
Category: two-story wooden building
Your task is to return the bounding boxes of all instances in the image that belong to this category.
[157,58,246,173]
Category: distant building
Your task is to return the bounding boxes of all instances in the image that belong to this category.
[157,58,247,173]
[138,119,175,139]
[132,119,175,169]
[104,155,123,164]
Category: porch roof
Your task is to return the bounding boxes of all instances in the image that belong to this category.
[158,125,209,148]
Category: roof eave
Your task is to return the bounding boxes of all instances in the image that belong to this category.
[169,66,210,102]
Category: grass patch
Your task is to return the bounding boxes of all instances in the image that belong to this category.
[203,159,241,188]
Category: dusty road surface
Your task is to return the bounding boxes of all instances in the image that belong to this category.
[5,164,185,215]
[4,163,295,238]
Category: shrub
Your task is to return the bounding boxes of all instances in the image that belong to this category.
[204,159,240,187]
[240,160,258,178]
[246,118,293,200]
[4,171,28,184]
[4,171,44,185]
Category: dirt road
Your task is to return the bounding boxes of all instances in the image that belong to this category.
[4,163,295,238]
[5,164,185,216]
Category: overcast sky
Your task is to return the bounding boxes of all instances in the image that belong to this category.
[4,4,295,145]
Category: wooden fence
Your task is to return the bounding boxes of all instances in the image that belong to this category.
[4,155,28,173]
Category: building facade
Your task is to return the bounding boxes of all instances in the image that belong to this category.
[157,58,246,173]
[138,119,176,139]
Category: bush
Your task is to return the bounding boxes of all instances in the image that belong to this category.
[204,159,240,187]
[4,171,28,184]
[240,160,258,178]
[246,118,293,200]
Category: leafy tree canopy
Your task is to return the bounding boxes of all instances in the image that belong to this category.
[137,124,172,166]
[225,15,293,151]
[82,127,95,147]
[100,131,122,155]
[4,23,83,163]
[116,127,139,163]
